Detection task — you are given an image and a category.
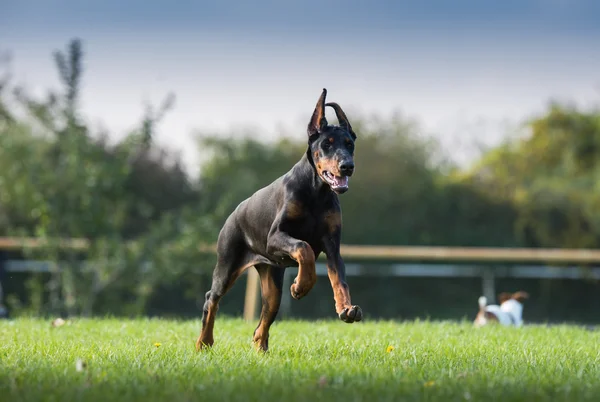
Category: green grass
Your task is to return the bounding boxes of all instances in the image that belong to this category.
[0,318,599,402]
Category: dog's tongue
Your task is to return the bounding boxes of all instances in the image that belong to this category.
[333,176,348,187]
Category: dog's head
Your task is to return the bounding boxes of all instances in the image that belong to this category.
[306,88,357,194]
[498,291,529,306]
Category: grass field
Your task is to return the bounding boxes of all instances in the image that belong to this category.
[1,317,599,402]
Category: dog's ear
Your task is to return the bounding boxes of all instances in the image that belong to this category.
[307,88,328,138]
[326,102,357,140]
[497,292,512,304]
[512,291,529,303]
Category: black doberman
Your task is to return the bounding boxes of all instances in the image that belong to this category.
[196,88,362,352]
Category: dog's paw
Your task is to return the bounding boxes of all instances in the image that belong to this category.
[339,305,362,323]
[290,281,305,300]
[195,337,214,352]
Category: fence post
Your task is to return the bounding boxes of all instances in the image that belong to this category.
[243,268,261,321]
[481,266,496,303]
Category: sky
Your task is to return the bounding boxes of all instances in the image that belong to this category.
[2,0,600,173]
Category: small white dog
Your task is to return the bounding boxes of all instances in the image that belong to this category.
[474,291,529,327]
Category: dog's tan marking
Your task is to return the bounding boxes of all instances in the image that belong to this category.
[196,260,258,351]
[316,157,340,177]
[324,210,342,234]
[498,292,512,304]
[289,243,316,299]
[286,200,303,219]
[327,266,352,314]
[511,291,529,303]
[252,267,281,352]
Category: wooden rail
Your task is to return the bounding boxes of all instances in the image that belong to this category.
[2,237,600,264]
[243,245,600,321]
[2,237,599,322]
[336,245,600,264]
[0,237,89,250]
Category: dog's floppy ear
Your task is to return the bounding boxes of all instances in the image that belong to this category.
[307,88,328,138]
[512,291,529,303]
[326,102,357,140]
[497,292,512,304]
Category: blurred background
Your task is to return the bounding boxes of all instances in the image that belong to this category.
[1,0,599,324]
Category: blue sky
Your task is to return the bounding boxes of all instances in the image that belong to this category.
[3,1,600,172]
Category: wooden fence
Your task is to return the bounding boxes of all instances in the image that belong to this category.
[242,245,600,321]
[1,237,599,321]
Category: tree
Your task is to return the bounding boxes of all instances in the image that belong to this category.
[463,101,600,248]
[195,111,517,247]
[0,38,216,317]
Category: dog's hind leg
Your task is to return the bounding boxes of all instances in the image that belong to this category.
[196,262,249,350]
[196,220,254,351]
[252,264,285,352]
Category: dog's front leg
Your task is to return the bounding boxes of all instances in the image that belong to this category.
[322,236,362,323]
[325,253,363,323]
[267,228,316,300]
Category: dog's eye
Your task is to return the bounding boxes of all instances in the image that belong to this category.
[322,142,331,151]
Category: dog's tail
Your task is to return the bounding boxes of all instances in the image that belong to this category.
[478,296,487,313]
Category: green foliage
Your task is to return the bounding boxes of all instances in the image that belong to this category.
[1,318,599,402]
[197,134,305,223]
[1,37,599,319]
[463,102,600,248]
[0,39,216,317]
[195,112,517,246]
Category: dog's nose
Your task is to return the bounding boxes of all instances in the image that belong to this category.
[339,161,354,176]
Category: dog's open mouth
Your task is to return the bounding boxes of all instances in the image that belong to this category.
[322,171,349,192]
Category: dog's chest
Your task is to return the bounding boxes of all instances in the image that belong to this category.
[287,211,326,240]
